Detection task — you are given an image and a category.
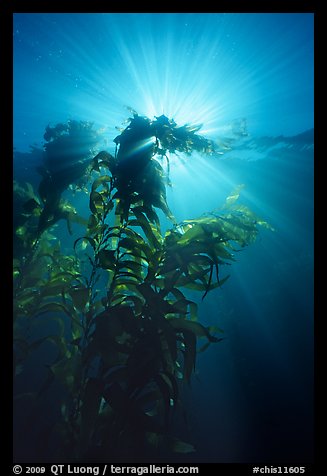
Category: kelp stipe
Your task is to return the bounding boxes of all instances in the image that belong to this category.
[13,113,273,461]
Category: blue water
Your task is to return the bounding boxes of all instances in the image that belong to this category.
[13,13,314,463]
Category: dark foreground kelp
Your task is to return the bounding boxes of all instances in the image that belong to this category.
[13,112,273,461]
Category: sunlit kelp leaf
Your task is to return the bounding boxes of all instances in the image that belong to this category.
[116,271,141,281]
[218,215,258,247]
[209,324,224,334]
[212,242,235,261]
[141,204,160,227]
[89,190,105,216]
[166,297,192,315]
[110,293,128,307]
[115,274,142,286]
[188,301,198,321]
[116,294,144,315]
[176,222,207,245]
[51,270,84,283]
[131,207,163,248]
[39,272,82,299]
[15,225,27,238]
[103,225,121,239]
[157,299,187,316]
[88,298,106,319]
[92,221,111,241]
[122,226,147,244]
[25,181,37,197]
[15,288,42,311]
[136,160,175,222]
[223,184,245,208]
[13,258,21,274]
[89,186,113,220]
[51,270,83,284]
[227,203,275,232]
[119,237,152,261]
[87,214,99,235]
[118,259,144,277]
[174,265,211,285]
[110,282,137,298]
[61,202,88,226]
[177,274,230,294]
[104,200,114,216]
[176,195,274,256]
[184,253,214,269]
[74,236,96,252]
[91,175,111,192]
[91,151,117,174]
[153,270,181,295]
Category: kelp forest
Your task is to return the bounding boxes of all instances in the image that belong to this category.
[13,111,273,462]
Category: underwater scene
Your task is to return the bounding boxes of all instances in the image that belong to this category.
[13,13,314,464]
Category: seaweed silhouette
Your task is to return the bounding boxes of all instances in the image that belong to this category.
[13,112,273,461]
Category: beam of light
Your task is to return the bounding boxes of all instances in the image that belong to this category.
[14,13,313,154]
[120,137,156,160]
[13,12,314,266]
[99,13,241,136]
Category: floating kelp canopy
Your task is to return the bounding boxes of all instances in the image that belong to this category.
[13,111,273,461]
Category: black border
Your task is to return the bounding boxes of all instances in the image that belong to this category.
[4,1,320,472]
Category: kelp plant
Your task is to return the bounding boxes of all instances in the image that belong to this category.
[13,111,273,461]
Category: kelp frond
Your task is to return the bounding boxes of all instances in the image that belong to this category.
[13,114,273,460]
